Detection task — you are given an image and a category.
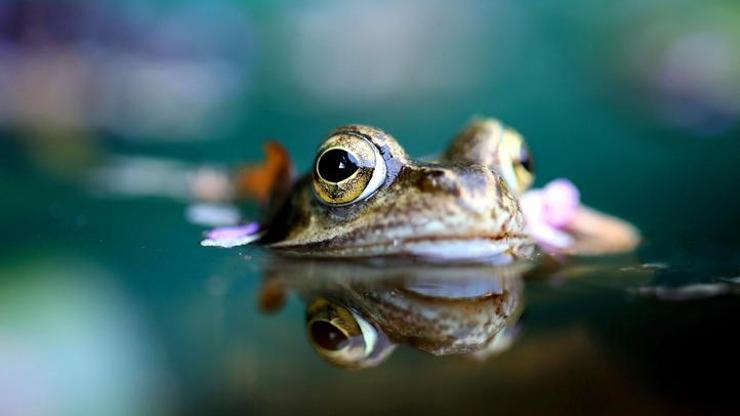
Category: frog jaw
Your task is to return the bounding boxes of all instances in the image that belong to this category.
[266,217,534,262]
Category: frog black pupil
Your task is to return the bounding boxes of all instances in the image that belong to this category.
[520,146,533,173]
[318,149,360,182]
[310,321,349,351]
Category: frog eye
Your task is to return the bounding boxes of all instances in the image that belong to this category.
[498,130,535,194]
[306,298,394,369]
[313,134,387,205]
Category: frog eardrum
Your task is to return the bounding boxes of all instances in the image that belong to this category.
[312,132,387,205]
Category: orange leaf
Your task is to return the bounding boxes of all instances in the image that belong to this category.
[235,141,294,205]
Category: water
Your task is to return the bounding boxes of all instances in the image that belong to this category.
[2,163,739,415]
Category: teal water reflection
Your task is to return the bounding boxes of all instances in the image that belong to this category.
[2,225,738,415]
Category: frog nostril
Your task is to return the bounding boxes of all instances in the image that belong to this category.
[418,170,460,196]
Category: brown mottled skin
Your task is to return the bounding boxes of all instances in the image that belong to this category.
[261,120,535,260]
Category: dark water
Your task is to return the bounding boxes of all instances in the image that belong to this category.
[2,158,739,415]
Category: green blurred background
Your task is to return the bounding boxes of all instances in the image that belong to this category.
[0,1,739,415]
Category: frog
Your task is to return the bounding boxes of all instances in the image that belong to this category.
[252,118,538,262]
[201,117,639,258]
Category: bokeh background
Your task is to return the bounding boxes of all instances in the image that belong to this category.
[1,1,739,415]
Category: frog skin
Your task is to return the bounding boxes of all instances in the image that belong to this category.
[260,258,526,369]
[259,119,537,262]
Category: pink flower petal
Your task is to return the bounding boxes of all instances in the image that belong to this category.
[201,222,261,248]
[521,191,574,249]
[542,179,580,228]
[521,179,582,250]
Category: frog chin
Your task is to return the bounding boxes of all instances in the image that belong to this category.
[402,239,518,263]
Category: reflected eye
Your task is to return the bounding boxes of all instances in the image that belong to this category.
[309,320,350,351]
[306,298,394,369]
[498,130,535,194]
[313,134,387,205]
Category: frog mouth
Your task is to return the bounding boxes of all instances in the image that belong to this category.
[268,233,533,262]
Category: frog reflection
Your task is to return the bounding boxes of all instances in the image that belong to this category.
[259,259,526,369]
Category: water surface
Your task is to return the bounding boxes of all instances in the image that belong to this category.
[2,171,739,415]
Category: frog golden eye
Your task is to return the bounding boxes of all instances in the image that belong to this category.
[306,298,394,369]
[498,130,535,194]
[313,134,387,205]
